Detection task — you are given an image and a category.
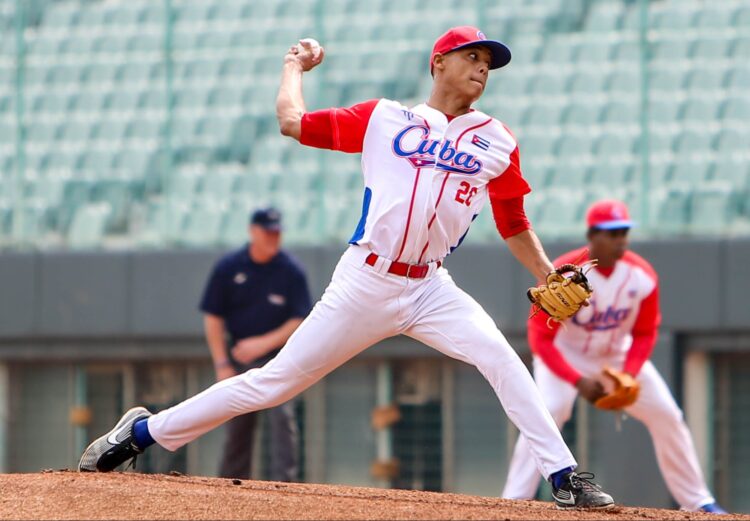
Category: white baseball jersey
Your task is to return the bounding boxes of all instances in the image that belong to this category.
[300,98,530,264]
[553,249,659,358]
[504,247,715,510]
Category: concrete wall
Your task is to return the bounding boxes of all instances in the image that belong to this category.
[0,238,748,348]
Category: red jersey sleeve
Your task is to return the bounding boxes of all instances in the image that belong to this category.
[487,143,533,239]
[300,99,379,153]
[623,285,660,376]
[528,312,582,386]
[490,195,531,239]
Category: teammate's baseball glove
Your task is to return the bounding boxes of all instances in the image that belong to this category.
[527,262,594,324]
[594,367,640,410]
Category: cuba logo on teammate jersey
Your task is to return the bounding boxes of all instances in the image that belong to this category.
[391,124,483,175]
[572,303,632,331]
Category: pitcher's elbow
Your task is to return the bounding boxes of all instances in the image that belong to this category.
[278,118,301,140]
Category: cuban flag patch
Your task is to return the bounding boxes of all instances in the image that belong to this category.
[471,134,490,151]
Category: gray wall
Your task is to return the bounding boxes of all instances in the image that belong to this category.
[1,240,746,508]
[0,238,748,350]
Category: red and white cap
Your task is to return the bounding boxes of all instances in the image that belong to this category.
[586,199,635,230]
[430,26,512,72]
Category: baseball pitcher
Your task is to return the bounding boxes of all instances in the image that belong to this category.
[79,27,614,510]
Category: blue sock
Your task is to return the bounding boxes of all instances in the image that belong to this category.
[549,466,576,489]
[133,418,155,450]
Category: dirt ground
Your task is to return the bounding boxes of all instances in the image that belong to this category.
[1,471,748,520]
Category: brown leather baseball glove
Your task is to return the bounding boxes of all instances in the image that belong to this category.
[594,367,641,410]
[527,263,594,324]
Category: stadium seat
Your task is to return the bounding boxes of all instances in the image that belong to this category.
[548,163,588,186]
[523,104,563,127]
[669,160,711,184]
[568,72,606,94]
[539,38,577,63]
[691,38,730,60]
[652,10,692,30]
[720,97,750,122]
[650,69,684,92]
[576,41,612,62]
[735,7,750,27]
[652,40,691,61]
[653,187,690,230]
[601,101,638,125]
[680,99,720,122]
[589,163,632,187]
[714,129,748,154]
[685,67,724,92]
[689,183,734,231]
[585,4,622,33]
[730,38,750,59]
[650,99,681,124]
[562,103,600,126]
[674,130,711,156]
[612,40,640,62]
[692,7,732,29]
[182,201,225,247]
[725,67,750,91]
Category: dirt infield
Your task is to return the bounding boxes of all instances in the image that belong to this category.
[1,471,747,520]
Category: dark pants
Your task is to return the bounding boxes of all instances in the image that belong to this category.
[218,399,298,481]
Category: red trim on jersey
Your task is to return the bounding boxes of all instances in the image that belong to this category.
[418,172,451,263]
[300,99,379,153]
[624,285,660,376]
[416,118,493,262]
[394,168,423,262]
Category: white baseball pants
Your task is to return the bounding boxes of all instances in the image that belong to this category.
[501,349,715,510]
[148,245,577,479]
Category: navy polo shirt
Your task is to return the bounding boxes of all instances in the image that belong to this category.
[200,245,312,368]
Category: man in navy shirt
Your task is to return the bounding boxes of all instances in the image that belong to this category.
[200,207,312,481]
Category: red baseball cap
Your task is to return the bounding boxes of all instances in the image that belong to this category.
[586,199,635,230]
[430,26,512,73]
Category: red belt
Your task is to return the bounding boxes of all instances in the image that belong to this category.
[365,253,441,279]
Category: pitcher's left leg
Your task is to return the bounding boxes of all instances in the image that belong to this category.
[403,271,576,480]
[624,361,715,510]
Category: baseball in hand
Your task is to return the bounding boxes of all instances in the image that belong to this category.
[287,38,325,71]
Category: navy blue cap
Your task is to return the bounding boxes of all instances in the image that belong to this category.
[250,207,282,231]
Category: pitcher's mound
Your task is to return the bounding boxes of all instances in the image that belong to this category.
[1,471,746,520]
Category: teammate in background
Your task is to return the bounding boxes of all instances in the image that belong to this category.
[501,199,727,514]
[201,207,310,481]
[79,26,615,509]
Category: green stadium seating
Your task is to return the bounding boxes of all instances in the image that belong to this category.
[2,0,748,248]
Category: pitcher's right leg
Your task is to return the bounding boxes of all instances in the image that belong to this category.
[80,249,401,471]
[147,256,398,451]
